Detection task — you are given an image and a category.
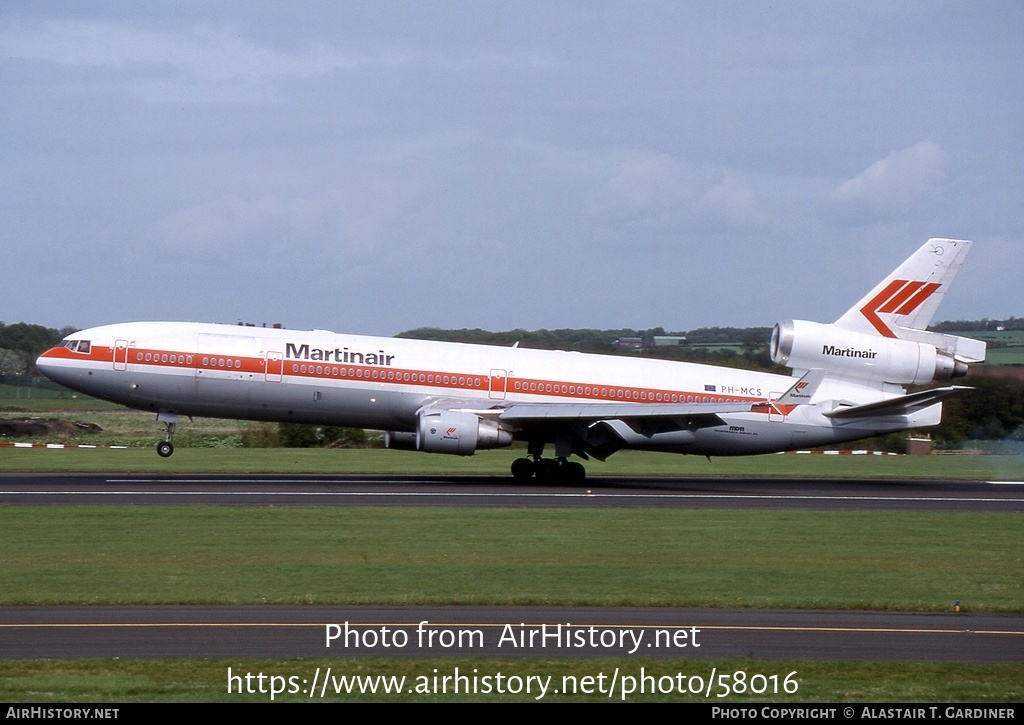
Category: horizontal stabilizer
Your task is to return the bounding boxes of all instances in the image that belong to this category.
[823,386,971,419]
[890,327,987,364]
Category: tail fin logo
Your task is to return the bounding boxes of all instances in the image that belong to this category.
[860,279,941,338]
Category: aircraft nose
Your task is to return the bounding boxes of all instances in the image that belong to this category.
[36,348,67,385]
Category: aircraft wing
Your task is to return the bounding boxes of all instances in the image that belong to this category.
[486,400,755,460]
[823,386,971,420]
[495,400,753,424]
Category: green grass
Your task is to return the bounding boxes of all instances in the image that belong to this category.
[1,506,1019,610]
[3,400,1022,703]
[984,349,1024,366]
[1,658,1022,702]
[3,444,1024,480]
[0,383,73,402]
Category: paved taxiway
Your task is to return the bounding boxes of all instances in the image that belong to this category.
[2,474,1021,662]
[2,605,1022,662]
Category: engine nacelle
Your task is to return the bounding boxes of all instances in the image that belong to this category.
[384,410,513,456]
[771,320,969,385]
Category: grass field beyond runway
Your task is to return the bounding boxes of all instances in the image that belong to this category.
[2,445,1024,479]
[0,506,1019,610]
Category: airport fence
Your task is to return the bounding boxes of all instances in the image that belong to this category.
[0,375,70,400]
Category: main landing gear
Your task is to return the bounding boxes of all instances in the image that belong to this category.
[510,456,586,483]
[156,412,178,458]
[510,440,586,483]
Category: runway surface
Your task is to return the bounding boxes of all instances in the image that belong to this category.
[2,473,1023,511]
[1,473,1021,663]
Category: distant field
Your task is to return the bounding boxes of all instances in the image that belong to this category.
[969,330,1024,365]
[0,382,70,401]
[983,349,1024,366]
[1,505,1019,610]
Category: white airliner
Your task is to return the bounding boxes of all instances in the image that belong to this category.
[37,238,986,481]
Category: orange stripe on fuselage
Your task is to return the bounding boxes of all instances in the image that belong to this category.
[40,344,768,410]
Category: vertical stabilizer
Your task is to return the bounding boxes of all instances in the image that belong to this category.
[835,238,972,338]
[830,237,985,364]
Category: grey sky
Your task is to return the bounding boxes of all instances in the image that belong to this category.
[2,2,1021,335]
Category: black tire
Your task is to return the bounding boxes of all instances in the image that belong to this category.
[157,441,174,458]
[510,457,535,481]
[535,458,561,484]
[564,460,586,483]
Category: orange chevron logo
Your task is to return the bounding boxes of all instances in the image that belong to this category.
[860,279,941,337]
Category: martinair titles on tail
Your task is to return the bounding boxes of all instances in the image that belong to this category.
[37,238,986,482]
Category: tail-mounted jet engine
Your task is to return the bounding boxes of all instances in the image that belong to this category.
[770,320,975,385]
[384,409,513,456]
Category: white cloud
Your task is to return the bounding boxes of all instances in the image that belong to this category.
[0,20,365,102]
[831,139,947,213]
[595,152,767,234]
[154,175,421,259]
[601,154,698,218]
[154,195,286,252]
[695,176,761,227]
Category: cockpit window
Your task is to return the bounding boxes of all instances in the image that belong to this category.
[63,340,91,354]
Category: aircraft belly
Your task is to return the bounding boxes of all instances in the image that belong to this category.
[600,413,878,456]
[105,368,426,430]
[294,380,429,427]
[185,380,425,429]
[57,364,137,406]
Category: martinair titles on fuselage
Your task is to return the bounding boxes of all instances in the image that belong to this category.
[822,344,878,359]
[285,342,395,367]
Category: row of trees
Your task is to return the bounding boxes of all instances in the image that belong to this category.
[932,317,1024,332]
[397,325,776,350]
[0,322,72,375]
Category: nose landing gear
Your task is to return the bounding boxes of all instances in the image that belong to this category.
[156,412,178,458]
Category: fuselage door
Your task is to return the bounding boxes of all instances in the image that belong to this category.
[488,369,507,400]
[265,351,283,382]
[113,340,129,371]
